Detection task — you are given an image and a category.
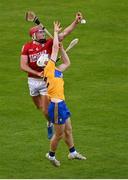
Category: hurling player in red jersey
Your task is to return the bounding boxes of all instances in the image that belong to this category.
[20,12,83,139]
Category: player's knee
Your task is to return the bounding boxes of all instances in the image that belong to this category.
[55,132,63,140]
[65,126,72,137]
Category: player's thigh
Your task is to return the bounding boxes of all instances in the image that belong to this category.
[40,95,50,111]
[32,95,42,109]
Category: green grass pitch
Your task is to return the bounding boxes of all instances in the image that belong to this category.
[0,0,128,178]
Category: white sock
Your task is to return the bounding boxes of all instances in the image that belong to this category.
[49,155,55,160]
[70,151,77,156]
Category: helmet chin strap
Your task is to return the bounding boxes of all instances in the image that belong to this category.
[32,33,37,41]
[35,39,46,44]
[32,33,46,44]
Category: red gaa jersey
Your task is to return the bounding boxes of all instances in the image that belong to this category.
[21,38,53,78]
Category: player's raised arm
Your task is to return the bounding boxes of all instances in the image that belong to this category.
[51,21,62,62]
[57,44,71,72]
[58,12,83,41]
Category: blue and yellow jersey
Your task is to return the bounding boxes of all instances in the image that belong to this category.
[44,60,65,100]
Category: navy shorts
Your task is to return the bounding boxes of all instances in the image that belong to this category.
[48,101,71,124]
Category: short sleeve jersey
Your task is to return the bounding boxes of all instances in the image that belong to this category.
[21,38,53,78]
[44,60,65,100]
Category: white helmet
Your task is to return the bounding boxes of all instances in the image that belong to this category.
[37,54,49,67]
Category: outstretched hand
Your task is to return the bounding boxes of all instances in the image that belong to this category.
[54,21,62,33]
[75,12,83,23]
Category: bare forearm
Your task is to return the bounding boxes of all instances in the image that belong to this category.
[61,48,70,65]
[52,31,59,52]
[20,63,39,76]
[57,48,71,72]
[20,55,41,76]
[59,20,78,41]
[62,20,78,36]
[51,31,59,61]
[58,12,84,41]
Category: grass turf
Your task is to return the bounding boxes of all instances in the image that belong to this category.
[0,0,128,178]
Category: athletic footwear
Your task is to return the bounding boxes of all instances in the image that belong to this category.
[68,152,87,160]
[45,153,60,167]
[47,123,54,139]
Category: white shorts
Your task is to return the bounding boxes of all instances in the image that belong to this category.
[28,77,48,96]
